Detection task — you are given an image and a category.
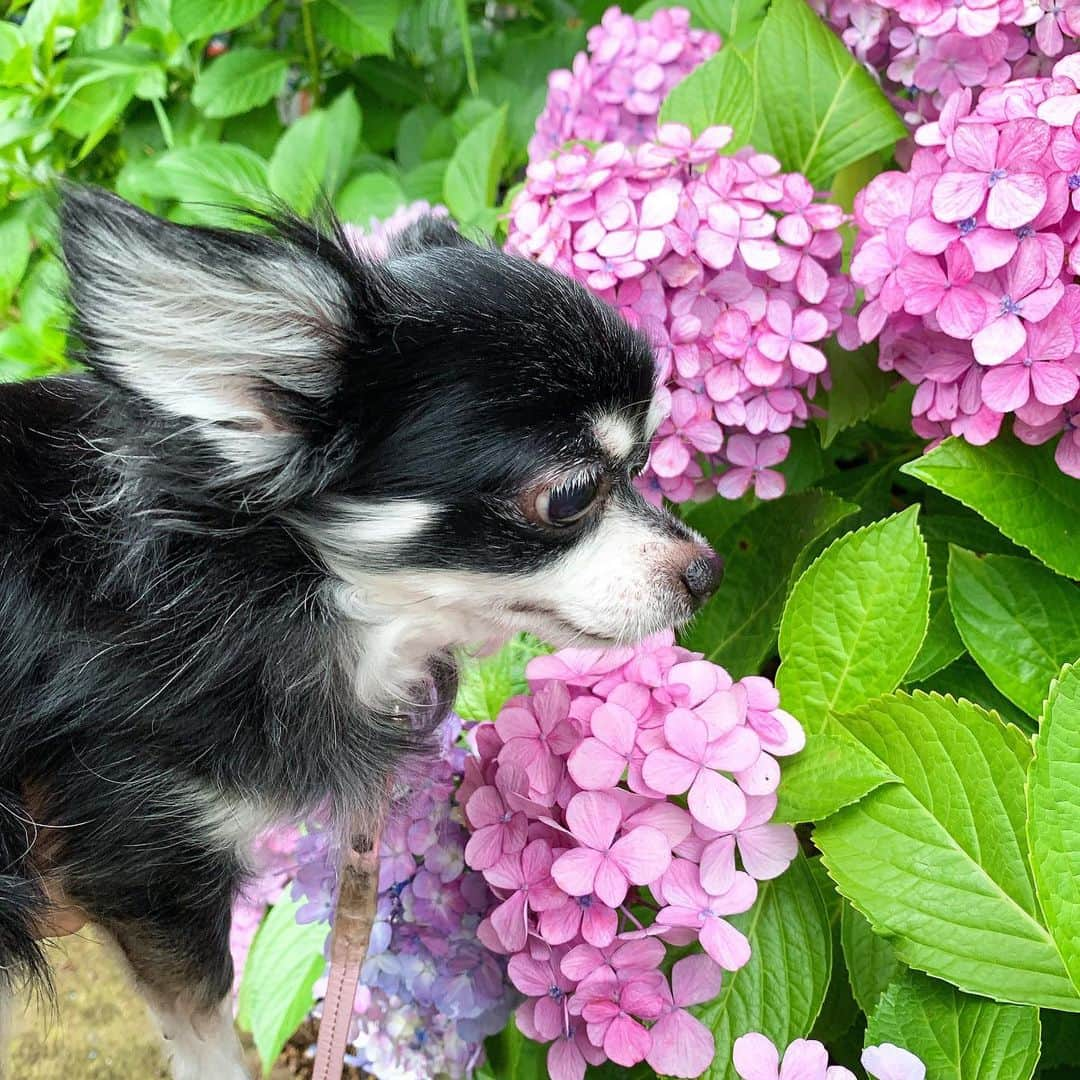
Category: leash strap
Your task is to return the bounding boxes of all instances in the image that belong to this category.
[311,828,382,1080]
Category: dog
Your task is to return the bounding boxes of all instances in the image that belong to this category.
[0,186,722,1078]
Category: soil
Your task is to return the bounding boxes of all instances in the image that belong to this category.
[8,929,324,1079]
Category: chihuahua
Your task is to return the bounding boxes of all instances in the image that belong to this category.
[0,187,721,1077]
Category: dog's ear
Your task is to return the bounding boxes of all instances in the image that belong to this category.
[60,186,366,469]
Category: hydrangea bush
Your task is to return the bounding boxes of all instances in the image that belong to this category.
[6,1,1080,1079]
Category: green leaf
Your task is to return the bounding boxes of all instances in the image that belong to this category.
[751,0,906,187]
[635,0,769,49]
[171,0,268,40]
[817,692,1080,1010]
[866,970,1041,1080]
[841,900,900,1015]
[818,341,892,447]
[906,538,967,684]
[480,1019,549,1080]
[682,490,856,676]
[776,507,930,733]
[0,23,33,85]
[908,654,1034,733]
[947,550,1080,720]
[454,635,551,722]
[235,896,327,1075]
[444,105,507,226]
[314,0,401,57]
[658,46,755,150]
[694,852,832,1079]
[0,216,32,309]
[130,143,270,221]
[906,588,965,684]
[775,721,897,824]
[191,48,289,119]
[402,159,449,204]
[335,172,406,224]
[807,858,860,1045]
[268,91,360,214]
[901,434,1080,581]
[1029,663,1080,997]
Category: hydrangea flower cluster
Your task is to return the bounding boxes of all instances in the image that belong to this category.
[814,0,1080,132]
[850,56,1080,475]
[230,716,513,1080]
[508,126,852,503]
[733,1033,926,1080]
[460,631,805,1080]
[529,6,720,163]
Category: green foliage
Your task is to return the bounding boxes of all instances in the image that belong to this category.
[236,895,328,1075]
[947,550,1080,720]
[0,0,582,380]
[1028,664,1080,998]
[683,489,857,675]
[903,435,1080,580]
[866,970,1041,1080]
[776,507,931,733]
[816,692,1080,1011]
[454,635,551,722]
[657,47,755,149]
[748,0,906,186]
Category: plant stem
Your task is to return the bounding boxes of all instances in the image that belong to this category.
[300,0,321,108]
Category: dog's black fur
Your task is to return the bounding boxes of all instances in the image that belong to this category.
[0,188,717,1067]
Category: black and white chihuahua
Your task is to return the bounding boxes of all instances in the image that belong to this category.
[0,187,721,1077]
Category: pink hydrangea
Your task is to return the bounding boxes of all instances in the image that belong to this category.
[462,632,804,1079]
[850,56,1080,476]
[529,6,721,163]
[733,1033,925,1080]
[508,126,851,503]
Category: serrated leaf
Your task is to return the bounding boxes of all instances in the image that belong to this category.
[817,692,1080,1010]
[191,48,288,119]
[658,47,755,151]
[775,723,897,823]
[682,490,856,676]
[444,105,507,226]
[908,654,1034,733]
[171,0,267,40]
[866,970,1041,1080]
[776,506,930,733]
[818,341,892,447]
[841,900,900,1015]
[751,0,906,187]
[948,550,1080,720]
[455,636,551,722]
[314,0,401,57]
[694,852,832,1079]
[902,435,1080,581]
[1029,663,1080,997]
[906,539,966,684]
[236,896,328,1074]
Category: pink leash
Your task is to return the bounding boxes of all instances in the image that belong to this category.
[311,826,383,1080]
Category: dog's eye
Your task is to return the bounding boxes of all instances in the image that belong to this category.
[536,475,601,527]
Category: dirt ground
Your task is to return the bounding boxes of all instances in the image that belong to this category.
[8,929,294,1079]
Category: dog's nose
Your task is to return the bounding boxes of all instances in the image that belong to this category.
[682,551,724,605]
